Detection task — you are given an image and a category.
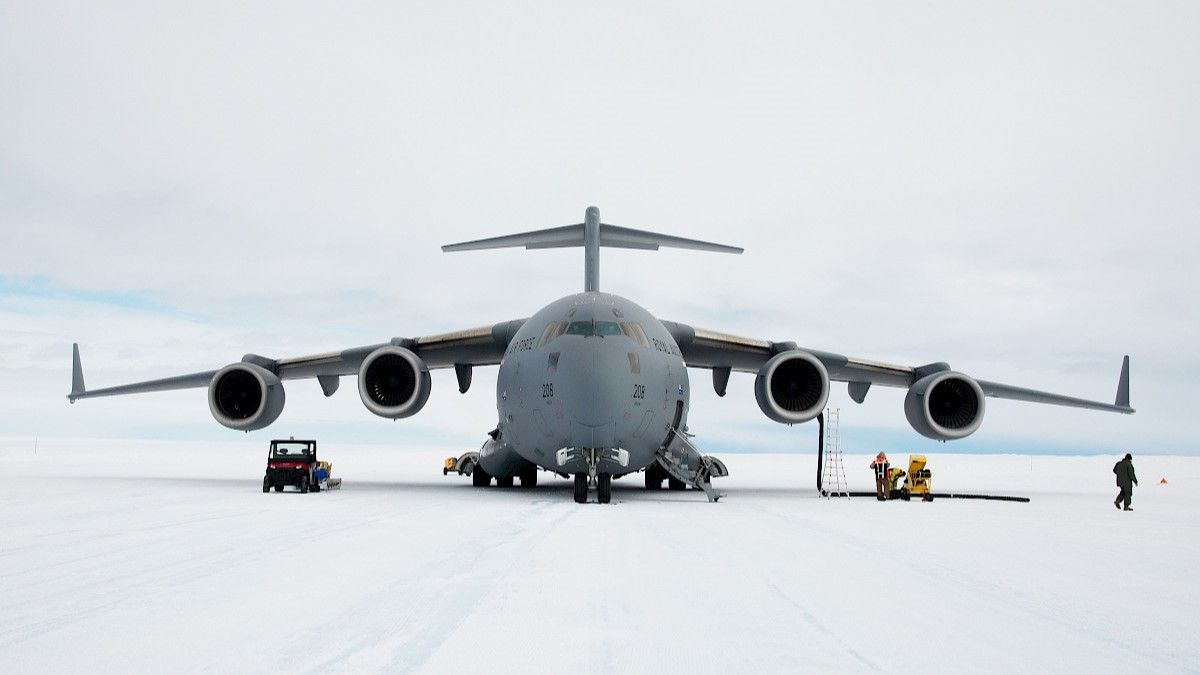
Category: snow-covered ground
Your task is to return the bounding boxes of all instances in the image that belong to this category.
[2,438,1196,674]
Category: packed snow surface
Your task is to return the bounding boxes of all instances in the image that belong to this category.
[1,438,1196,674]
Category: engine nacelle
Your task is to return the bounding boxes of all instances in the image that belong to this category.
[904,371,986,440]
[357,346,431,419]
[208,363,285,431]
[754,350,830,424]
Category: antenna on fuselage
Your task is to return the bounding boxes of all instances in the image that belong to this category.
[441,206,743,293]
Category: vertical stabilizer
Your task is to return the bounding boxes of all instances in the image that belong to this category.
[584,206,601,292]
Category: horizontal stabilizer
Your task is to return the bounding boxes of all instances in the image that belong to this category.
[442,223,742,254]
[441,207,742,293]
[442,224,584,252]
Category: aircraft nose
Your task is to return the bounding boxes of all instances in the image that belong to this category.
[559,338,631,431]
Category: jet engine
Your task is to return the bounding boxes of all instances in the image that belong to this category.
[208,363,285,431]
[754,350,830,424]
[904,371,986,440]
[357,345,431,419]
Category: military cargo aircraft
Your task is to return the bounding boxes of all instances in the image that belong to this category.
[68,207,1133,503]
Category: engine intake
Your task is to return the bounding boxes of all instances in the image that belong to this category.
[207,363,285,431]
[754,350,830,424]
[358,346,431,419]
[904,371,986,440]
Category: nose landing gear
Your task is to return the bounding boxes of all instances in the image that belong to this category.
[572,472,613,503]
[570,448,614,504]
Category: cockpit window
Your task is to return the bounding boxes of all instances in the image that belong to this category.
[538,321,567,346]
[565,321,593,336]
[620,321,650,348]
[559,319,649,341]
[595,321,623,337]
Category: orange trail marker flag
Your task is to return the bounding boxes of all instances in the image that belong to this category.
[1160,478,1168,485]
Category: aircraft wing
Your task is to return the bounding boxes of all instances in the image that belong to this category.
[660,321,1133,414]
[68,319,527,401]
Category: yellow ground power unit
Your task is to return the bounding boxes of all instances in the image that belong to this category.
[901,455,933,501]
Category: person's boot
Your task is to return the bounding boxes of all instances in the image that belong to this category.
[1114,500,1121,510]
[1124,507,1133,511]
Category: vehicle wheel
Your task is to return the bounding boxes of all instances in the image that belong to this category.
[274,483,284,492]
[644,467,663,490]
[472,468,492,487]
[496,476,514,488]
[300,476,310,494]
[667,477,685,491]
[519,467,538,488]
[900,488,910,501]
[597,473,612,504]
[573,473,588,503]
[262,476,270,493]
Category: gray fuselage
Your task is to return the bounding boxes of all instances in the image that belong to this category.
[492,292,689,476]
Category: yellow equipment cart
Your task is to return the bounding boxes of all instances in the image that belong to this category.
[901,455,933,501]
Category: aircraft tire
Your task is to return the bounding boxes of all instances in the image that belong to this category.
[472,468,492,487]
[667,477,686,491]
[573,474,588,503]
[644,467,663,490]
[519,467,538,488]
[597,473,612,504]
[496,476,514,488]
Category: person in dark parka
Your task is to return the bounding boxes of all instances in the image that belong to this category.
[1113,453,1138,511]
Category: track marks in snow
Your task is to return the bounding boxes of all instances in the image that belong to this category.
[274,496,576,673]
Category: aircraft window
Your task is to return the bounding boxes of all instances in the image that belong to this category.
[612,308,624,318]
[620,322,650,348]
[548,352,560,372]
[595,321,623,337]
[565,321,593,336]
[627,352,641,374]
[539,321,567,346]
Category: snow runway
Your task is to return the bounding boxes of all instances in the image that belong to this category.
[2,439,1196,673]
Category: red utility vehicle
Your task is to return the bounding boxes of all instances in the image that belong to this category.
[262,439,320,493]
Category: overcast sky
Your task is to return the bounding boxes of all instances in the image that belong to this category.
[1,1,1196,455]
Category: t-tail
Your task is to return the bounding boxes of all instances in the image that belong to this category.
[441,206,743,292]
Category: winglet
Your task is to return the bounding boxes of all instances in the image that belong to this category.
[1115,355,1131,410]
[69,343,86,402]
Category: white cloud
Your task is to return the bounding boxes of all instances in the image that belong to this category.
[1,1,1196,453]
